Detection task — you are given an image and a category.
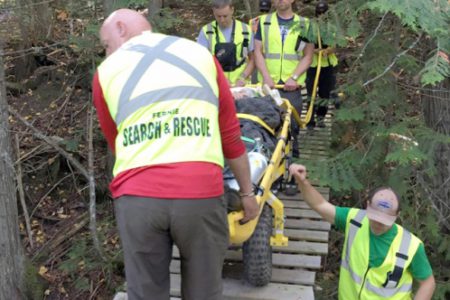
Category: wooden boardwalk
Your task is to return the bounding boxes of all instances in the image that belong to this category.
[170,101,333,299]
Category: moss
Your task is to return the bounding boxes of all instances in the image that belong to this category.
[23,258,46,300]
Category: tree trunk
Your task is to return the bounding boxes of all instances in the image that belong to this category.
[243,0,252,18]
[148,0,163,28]
[0,44,25,299]
[103,0,120,17]
[421,77,450,231]
[13,0,36,80]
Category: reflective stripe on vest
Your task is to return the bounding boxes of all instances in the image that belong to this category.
[311,52,338,68]
[203,20,250,84]
[341,209,366,284]
[339,208,420,300]
[260,13,309,84]
[98,33,223,176]
[116,37,218,125]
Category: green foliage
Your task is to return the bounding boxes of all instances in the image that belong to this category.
[150,8,183,34]
[23,259,46,300]
[367,0,449,38]
[420,50,450,86]
[314,0,450,298]
[58,238,101,292]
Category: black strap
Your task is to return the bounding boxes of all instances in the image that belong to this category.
[382,266,404,288]
[242,25,249,48]
[350,219,362,228]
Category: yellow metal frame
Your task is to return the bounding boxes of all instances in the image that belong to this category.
[228,99,301,246]
[228,31,325,246]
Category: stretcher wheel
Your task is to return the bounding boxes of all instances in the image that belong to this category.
[242,203,272,286]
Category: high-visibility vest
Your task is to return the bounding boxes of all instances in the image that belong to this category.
[97,32,224,176]
[202,20,250,85]
[311,51,338,68]
[339,208,421,300]
[258,13,310,84]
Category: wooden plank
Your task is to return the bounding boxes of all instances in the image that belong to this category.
[273,240,328,255]
[298,155,329,161]
[169,274,314,300]
[284,228,329,242]
[272,253,321,269]
[299,145,330,151]
[174,248,322,269]
[282,198,329,208]
[300,149,329,155]
[281,200,311,208]
[224,250,322,269]
[271,268,316,285]
[298,136,331,143]
[299,131,331,136]
[285,208,322,219]
[298,140,331,147]
[223,263,316,286]
[285,218,331,231]
[278,188,329,199]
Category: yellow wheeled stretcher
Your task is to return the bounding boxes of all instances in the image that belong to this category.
[225,45,327,286]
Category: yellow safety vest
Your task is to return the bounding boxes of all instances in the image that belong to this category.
[311,51,338,68]
[258,13,310,84]
[339,208,421,300]
[202,20,250,85]
[97,32,224,176]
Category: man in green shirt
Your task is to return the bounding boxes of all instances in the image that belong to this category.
[289,163,435,299]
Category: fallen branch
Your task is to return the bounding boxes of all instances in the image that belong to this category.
[32,212,89,261]
[8,106,89,179]
[87,105,106,260]
[10,106,109,260]
[30,173,72,218]
[15,134,34,249]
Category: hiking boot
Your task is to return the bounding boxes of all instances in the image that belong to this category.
[284,184,298,196]
[317,117,326,128]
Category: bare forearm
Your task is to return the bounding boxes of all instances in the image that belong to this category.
[241,53,255,79]
[289,164,336,223]
[227,153,253,193]
[297,179,335,224]
[297,180,326,210]
[292,44,313,78]
[414,276,435,300]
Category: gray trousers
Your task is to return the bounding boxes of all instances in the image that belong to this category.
[115,196,229,300]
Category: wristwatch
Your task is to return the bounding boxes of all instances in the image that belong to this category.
[291,74,299,81]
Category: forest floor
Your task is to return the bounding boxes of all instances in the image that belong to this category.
[3,2,345,299]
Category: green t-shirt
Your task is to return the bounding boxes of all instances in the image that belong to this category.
[335,206,433,280]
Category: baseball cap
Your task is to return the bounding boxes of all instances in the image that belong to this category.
[316,1,329,15]
[366,189,398,226]
[260,0,271,12]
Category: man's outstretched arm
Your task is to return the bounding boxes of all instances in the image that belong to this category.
[289,164,336,224]
[414,275,435,300]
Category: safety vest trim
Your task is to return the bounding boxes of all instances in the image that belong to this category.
[341,209,366,284]
[203,20,250,84]
[365,281,413,297]
[98,33,223,176]
[263,14,307,61]
[260,13,309,84]
[116,38,218,125]
[340,208,418,299]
